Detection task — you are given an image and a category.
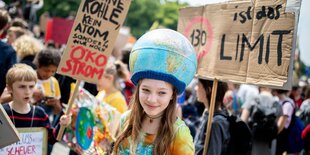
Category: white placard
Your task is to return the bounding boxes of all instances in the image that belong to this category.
[0,128,47,155]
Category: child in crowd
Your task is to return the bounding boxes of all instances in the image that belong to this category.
[96,61,128,114]
[13,34,44,69]
[112,29,196,154]
[273,89,296,155]
[194,79,230,155]
[32,48,62,126]
[6,26,25,45]
[1,64,71,154]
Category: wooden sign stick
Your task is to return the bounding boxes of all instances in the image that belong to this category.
[56,80,81,141]
[202,79,218,155]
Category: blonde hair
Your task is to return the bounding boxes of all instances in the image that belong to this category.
[113,81,177,155]
[6,64,37,87]
[12,35,44,59]
[103,61,128,90]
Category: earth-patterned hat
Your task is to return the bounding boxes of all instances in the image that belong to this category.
[129,29,197,94]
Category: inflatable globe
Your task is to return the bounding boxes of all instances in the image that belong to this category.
[129,29,197,94]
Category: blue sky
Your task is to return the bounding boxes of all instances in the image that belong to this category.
[180,0,310,65]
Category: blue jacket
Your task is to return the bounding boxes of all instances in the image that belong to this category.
[0,41,16,95]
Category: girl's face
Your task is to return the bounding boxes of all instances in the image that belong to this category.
[37,65,57,80]
[139,79,174,117]
[195,81,208,105]
[8,81,35,104]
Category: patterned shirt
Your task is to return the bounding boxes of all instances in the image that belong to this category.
[118,112,194,155]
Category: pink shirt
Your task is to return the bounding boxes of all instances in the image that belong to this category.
[281,99,295,128]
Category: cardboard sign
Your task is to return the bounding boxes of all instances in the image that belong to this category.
[178,0,301,89]
[0,105,20,149]
[45,17,74,45]
[57,0,131,84]
[0,128,47,155]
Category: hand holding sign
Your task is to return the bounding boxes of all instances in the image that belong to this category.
[56,0,131,141]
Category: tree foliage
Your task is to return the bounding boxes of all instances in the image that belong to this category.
[38,0,81,18]
[3,0,188,38]
[124,0,188,38]
[123,0,161,38]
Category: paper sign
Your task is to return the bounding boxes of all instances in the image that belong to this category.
[0,128,47,155]
[178,0,301,89]
[57,0,131,84]
[0,105,20,149]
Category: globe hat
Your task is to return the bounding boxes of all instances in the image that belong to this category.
[129,29,197,94]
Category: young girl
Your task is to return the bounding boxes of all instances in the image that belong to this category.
[112,29,197,155]
[96,61,128,114]
[194,79,230,155]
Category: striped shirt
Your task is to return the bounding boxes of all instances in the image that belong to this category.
[2,103,59,144]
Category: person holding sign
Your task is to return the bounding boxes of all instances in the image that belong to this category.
[112,29,197,155]
[1,64,71,154]
[194,79,230,155]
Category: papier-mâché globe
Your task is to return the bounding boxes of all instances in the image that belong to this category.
[129,29,197,94]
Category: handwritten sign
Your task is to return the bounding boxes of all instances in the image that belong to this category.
[0,105,19,149]
[0,128,47,155]
[57,0,131,83]
[178,0,301,89]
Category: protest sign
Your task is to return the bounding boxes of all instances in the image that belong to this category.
[178,0,301,89]
[0,106,19,149]
[0,128,47,155]
[57,0,131,84]
[62,87,121,154]
[45,17,74,45]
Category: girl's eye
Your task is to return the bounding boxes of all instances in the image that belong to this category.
[29,85,35,89]
[141,88,150,93]
[158,91,166,95]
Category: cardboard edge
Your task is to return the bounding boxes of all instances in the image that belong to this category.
[0,105,20,149]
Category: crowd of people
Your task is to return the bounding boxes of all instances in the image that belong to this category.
[1,2,310,155]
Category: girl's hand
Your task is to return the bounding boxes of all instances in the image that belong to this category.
[59,114,72,127]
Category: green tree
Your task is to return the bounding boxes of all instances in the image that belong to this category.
[124,0,188,38]
[123,0,161,38]
[153,1,188,31]
[38,0,81,18]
